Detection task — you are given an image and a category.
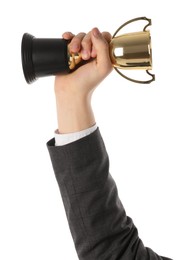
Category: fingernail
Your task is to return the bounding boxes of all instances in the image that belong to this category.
[71,43,79,52]
[82,50,89,60]
[93,28,101,38]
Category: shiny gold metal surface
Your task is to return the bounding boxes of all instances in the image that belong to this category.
[110,16,155,84]
[109,30,152,70]
[68,52,82,70]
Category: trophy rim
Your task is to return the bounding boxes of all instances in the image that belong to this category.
[21,33,37,84]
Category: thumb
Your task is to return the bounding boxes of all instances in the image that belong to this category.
[91,28,112,70]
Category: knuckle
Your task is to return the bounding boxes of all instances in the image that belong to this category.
[82,39,91,49]
[74,35,81,42]
[102,31,112,42]
[82,33,91,47]
[69,38,81,50]
[62,32,73,39]
[70,33,86,46]
[77,32,86,39]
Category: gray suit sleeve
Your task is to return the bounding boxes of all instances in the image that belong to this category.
[47,128,172,260]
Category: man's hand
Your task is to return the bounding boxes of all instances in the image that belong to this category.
[54,28,113,134]
[55,28,112,96]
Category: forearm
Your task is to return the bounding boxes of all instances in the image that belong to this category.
[55,90,95,134]
[47,129,125,259]
[47,130,170,260]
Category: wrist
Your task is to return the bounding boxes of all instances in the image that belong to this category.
[54,74,95,99]
[55,92,95,134]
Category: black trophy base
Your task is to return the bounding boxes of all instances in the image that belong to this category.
[21,33,70,84]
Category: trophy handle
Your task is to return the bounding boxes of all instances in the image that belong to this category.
[114,68,155,84]
[112,17,155,84]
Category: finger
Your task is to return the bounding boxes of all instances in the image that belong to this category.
[62,32,75,40]
[91,31,111,58]
[102,31,112,43]
[69,32,86,53]
[81,32,92,60]
[91,45,97,58]
[91,28,109,62]
[91,28,112,73]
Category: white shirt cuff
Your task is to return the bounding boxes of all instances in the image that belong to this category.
[55,124,97,146]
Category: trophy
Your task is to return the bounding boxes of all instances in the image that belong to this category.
[21,17,155,84]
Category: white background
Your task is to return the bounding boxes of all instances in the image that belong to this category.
[0,1,186,259]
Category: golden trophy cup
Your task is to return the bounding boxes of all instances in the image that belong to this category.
[21,17,155,84]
